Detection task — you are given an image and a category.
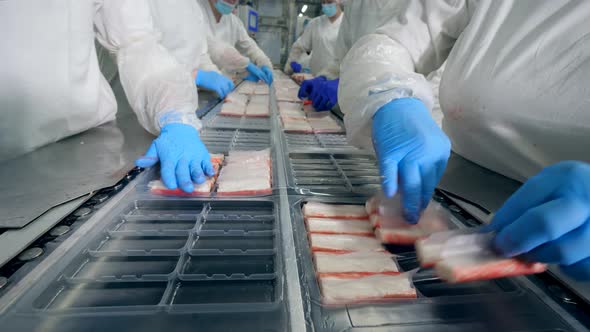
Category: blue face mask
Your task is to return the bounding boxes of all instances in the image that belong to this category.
[322,3,338,17]
[215,0,236,15]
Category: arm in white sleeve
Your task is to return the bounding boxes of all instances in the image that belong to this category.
[284,21,314,74]
[207,36,250,73]
[95,0,200,136]
[232,17,273,68]
[339,0,473,150]
[198,42,221,73]
[316,13,348,79]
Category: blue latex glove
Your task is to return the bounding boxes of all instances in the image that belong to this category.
[135,123,215,193]
[487,161,590,280]
[245,62,268,84]
[290,61,302,73]
[298,76,327,100]
[372,98,451,223]
[195,70,234,98]
[261,65,274,85]
[309,78,339,111]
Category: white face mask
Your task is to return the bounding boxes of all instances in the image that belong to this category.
[215,0,236,15]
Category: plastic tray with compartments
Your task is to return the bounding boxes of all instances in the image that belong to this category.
[0,193,288,332]
[284,152,381,196]
[288,194,582,332]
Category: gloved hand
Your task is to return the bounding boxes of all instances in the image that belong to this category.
[372,98,451,223]
[135,123,215,193]
[290,61,302,73]
[195,70,234,98]
[298,76,327,100]
[261,65,274,85]
[488,161,590,280]
[245,62,269,84]
[309,78,339,111]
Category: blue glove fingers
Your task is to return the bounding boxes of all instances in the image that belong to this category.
[135,142,159,168]
[560,257,590,280]
[399,161,422,224]
[494,197,590,257]
[176,159,194,193]
[419,164,438,211]
[160,158,178,190]
[262,66,273,84]
[378,158,399,199]
[201,158,216,177]
[189,160,206,185]
[524,217,590,265]
[489,168,560,232]
[298,80,313,99]
[244,73,259,82]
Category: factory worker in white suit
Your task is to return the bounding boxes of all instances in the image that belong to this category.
[284,0,344,76]
[197,0,274,85]
[0,0,213,194]
[143,0,234,98]
[339,0,590,280]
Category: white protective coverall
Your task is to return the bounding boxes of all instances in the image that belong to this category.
[197,0,273,75]
[284,14,343,75]
[146,0,218,73]
[339,0,590,182]
[318,0,409,79]
[0,0,199,161]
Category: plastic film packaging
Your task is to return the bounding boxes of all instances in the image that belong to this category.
[367,194,452,244]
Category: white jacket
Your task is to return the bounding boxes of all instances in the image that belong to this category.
[196,0,272,74]
[318,0,410,79]
[339,0,590,182]
[0,0,200,161]
[146,0,218,73]
[284,14,343,75]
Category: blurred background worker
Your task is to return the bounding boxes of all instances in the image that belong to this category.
[144,0,234,99]
[297,0,408,111]
[338,0,590,279]
[284,0,343,76]
[197,0,274,85]
[0,0,213,194]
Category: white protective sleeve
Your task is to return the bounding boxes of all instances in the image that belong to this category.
[231,16,273,69]
[317,0,409,80]
[284,19,315,74]
[338,0,472,150]
[95,0,200,136]
[207,36,251,73]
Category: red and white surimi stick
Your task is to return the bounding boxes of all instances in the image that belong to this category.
[435,255,547,283]
[303,202,369,220]
[149,179,214,196]
[306,218,374,236]
[319,273,417,305]
[375,227,432,246]
[416,230,547,282]
[309,234,384,254]
[314,251,400,278]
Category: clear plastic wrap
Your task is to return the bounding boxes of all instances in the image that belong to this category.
[367,194,452,245]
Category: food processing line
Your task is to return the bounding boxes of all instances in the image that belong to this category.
[0,76,589,332]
